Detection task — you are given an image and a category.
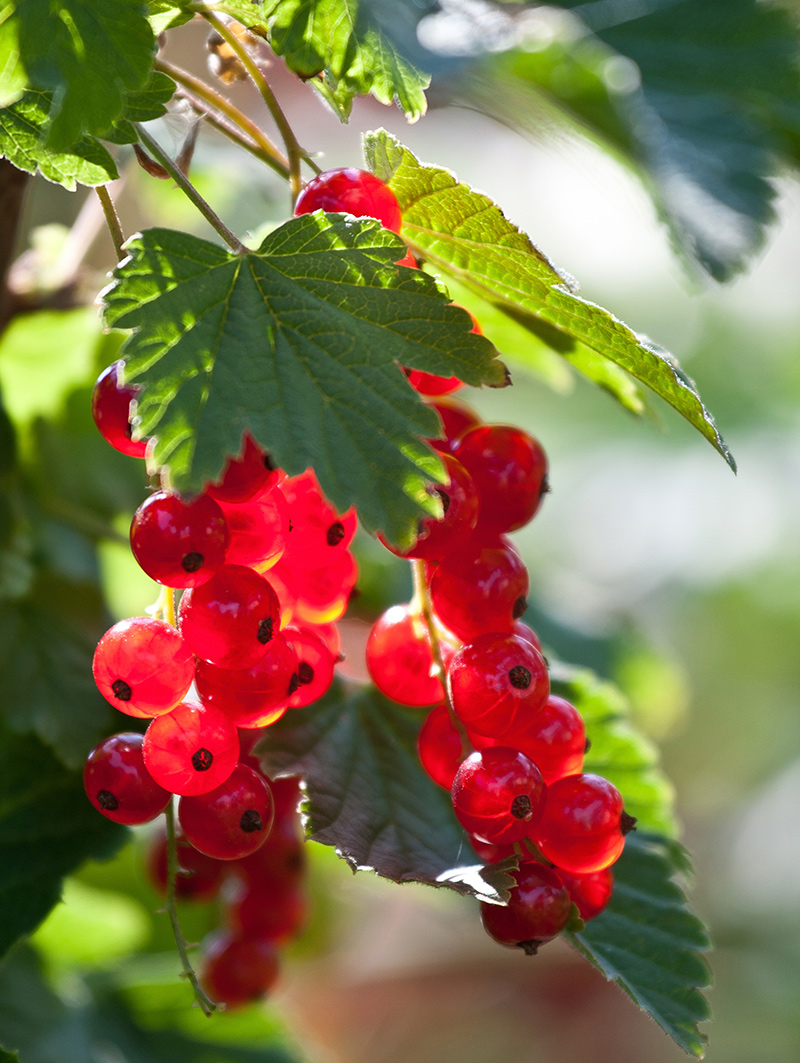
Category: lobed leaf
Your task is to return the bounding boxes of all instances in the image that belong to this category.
[256,680,516,903]
[566,832,711,1058]
[366,129,735,471]
[101,71,176,145]
[101,217,506,544]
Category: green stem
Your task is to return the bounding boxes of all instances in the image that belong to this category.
[411,559,472,758]
[164,801,219,1015]
[95,184,125,262]
[197,9,317,204]
[155,58,290,179]
[134,124,246,254]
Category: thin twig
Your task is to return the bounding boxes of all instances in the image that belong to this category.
[134,124,247,254]
[95,185,126,262]
[411,559,472,758]
[164,801,219,1015]
[155,58,290,178]
[197,9,316,203]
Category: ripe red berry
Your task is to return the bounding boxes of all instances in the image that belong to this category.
[146,825,225,902]
[194,634,298,728]
[451,747,546,845]
[179,763,274,860]
[480,862,572,954]
[91,361,148,458]
[417,703,463,789]
[366,603,455,707]
[496,694,585,784]
[533,773,635,874]
[218,487,290,570]
[278,470,357,558]
[454,424,548,535]
[234,776,306,889]
[271,550,357,626]
[201,931,280,1008]
[448,633,550,739]
[206,434,280,504]
[557,867,614,922]
[227,874,308,945]
[430,537,529,642]
[92,617,194,718]
[84,732,170,825]
[178,564,281,669]
[294,168,402,232]
[130,491,229,588]
[282,625,336,708]
[142,701,240,796]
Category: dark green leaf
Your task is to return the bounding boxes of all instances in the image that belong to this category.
[0,597,118,769]
[13,0,155,150]
[264,0,429,121]
[566,832,711,1058]
[550,662,677,836]
[257,680,515,903]
[0,731,126,960]
[101,218,506,543]
[0,90,117,188]
[366,129,735,471]
[101,71,176,146]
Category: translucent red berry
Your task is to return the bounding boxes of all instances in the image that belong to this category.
[430,537,529,642]
[130,491,229,588]
[283,626,336,708]
[234,776,306,889]
[427,398,482,456]
[417,703,463,789]
[448,632,550,739]
[480,862,572,954]
[201,931,280,1008]
[557,867,614,921]
[497,694,585,784]
[278,470,357,558]
[142,701,240,796]
[227,874,308,945]
[366,603,454,707]
[146,824,225,902]
[271,550,357,626]
[178,564,281,669]
[179,763,274,860]
[294,168,402,232]
[533,773,635,873]
[84,732,170,824]
[451,747,546,844]
[207,433,280,504]
[218,486,289,570]
[92,617,194,718]
[194,634,297,728]
[91,361,148,458]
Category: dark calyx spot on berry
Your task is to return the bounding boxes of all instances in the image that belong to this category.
[298,661,314,685]
[182,551,204,573]
[97,789,119,811]
[192,747,213,771]
[540,475,551,499]
[288,519,294,532]
[257,618,273,644]
[620,811,638,835]
[512,596,528,620]
[111,678,132,701]
[510,794,532,820]
[263,453,276,471]
[584,737,592,754]
[287,672,300,696]
[327,521,345,546]
[508,665,531,689]
[240,809,263,833]
[518,939,541,957]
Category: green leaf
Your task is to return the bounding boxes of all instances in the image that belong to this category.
[550,662,677,837]
[565,832,711,1058]
[13,0,155,150]
[0,597,118,769]
[257,680,516,903]
[101,217,506,543]
[0,90,117,188]
[0,729,126,960]
[0,12,26,108]
[366,129,735,470]
[264,0,429,121]
[101,71,176,145]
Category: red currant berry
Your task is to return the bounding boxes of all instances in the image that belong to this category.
[430,537,529,643]
[417,703,463,789]
[146,824,225,902]
[218,486,290,570]
[201,931,280,1008]
[454,425,549,535]
[194,634,297,728]
[451,747,546,845]
[91,361,148,458]
[498,694,585,784]
[278,470,357,558]
[179,564,281,669]
[227,875,308,945]
[179,763,274,860]
[84,733,170,824]
[557,867,614,921]
[513,619,542,653]
[207,434,281,504]
[142,701,240,796]
[271,550,357,626]
[480,862,571,954]
[366,604,455,707]
[130,491,229,588]
[234,776,306,889]
[294,168,402,232]
[533,773,635,874]
[427,398,482,456]
[92,617,194,718]
[283,626,336,708]
[449,633,549,739]
[469,836,516,864]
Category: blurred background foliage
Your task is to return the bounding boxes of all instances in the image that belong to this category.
[2,2,800,1061]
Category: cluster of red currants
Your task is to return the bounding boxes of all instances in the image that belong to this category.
[87,361,358,1004]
